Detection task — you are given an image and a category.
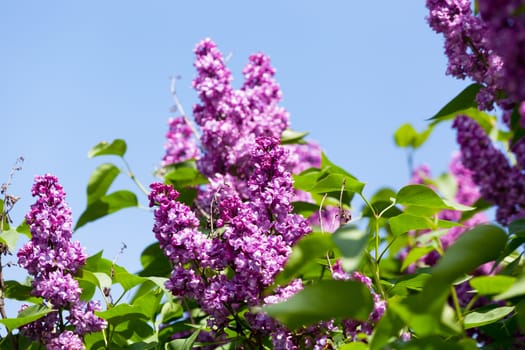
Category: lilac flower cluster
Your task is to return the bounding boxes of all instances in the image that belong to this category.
[17,175,106,348]
[426,0,503,109]
[150,137,310,335]
[478,0,525,103]
[453,115,525,224]
[161,117,200,166]
[192,38,289,180]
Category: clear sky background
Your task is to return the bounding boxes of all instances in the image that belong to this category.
[1,1,470,312]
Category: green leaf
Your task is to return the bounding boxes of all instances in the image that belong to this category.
[160,300,184,324]
[76,190,138,230]
[88,139,127,158]
[0,228,20,251]
[393,124,433,149]
[464,306,515,329]
[394,123,418,148]
[396,185,472,215]
[263,280,373,329]
[389,273,432,294]
[86,163,121,205]
[113,265,146,291]
[389,213,461,236]
[4,280,41,303]
[423,224,507,303]
[401,247,435,271]
[370,308,404,350]
[309,173,365,195]
[96,303,149,323]
[392,335,478,350]
[428,84,482,122]
[509,218,525,237]
[165,329,200,350]
[469,275,516,295]
[275,232,335,285]
[139,242,171,277]
[495,272,525,301]
[339,343,369,350]
[0,304,54,331]
[281,129,309,144]
[332,225,369,272]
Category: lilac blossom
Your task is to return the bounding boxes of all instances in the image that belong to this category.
[426,0,504,109]
[478,0,525,103]
[150,137,310,332]
[161,117,199,166]
[453,115,525,224]
[18,175,106,348]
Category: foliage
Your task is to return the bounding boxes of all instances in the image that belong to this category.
[2,1,525,349]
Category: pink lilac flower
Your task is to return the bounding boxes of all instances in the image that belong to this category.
[161,117,200,166]
[18,175,106,348]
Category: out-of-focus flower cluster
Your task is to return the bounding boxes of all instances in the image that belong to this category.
[17,175,106,349]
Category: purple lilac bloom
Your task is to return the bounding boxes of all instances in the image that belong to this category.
[150,137,310,331]
[453,115,525,224]
[426,0,504,110]
[18,175,106,348]
[161,117,200,166]
[192,38,289,181]
[478,0,525,103]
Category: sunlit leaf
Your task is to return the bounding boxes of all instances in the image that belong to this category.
[464,306,514,329]
[88,139,127,158]
[469,275,516,295]
[263,280,373,329]
[281,129,309,144]
[0,305,54,331]
[428,84,481,122]
[86,163,121,205]
[332,225,369,272]
[75,190,138,230]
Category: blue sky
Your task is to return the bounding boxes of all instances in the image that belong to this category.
[1,1,469,311]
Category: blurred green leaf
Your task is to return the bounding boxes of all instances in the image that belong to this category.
[401,247,435,271]
[263,280,373,329]
[281,129,309,144]
[339,342,369,350]
[464,306,514,329]
[469,275,516,295]
[86,163,121,205]
[0,305,54,331]
[332,225,369,272]
[495,272,525,301]
[424,224,507,303]
[88,139,127,158]
[370,308,404,350]
[0,228,19,251]
[392,335,478,350]
[76,190,138,230]
[4,281,41,303]
[165,328,200,350]
[389,213,461,236]
[396,185,472,215]
[394,124,432,149]
[275,232,335,285]
[509,218,525,237]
